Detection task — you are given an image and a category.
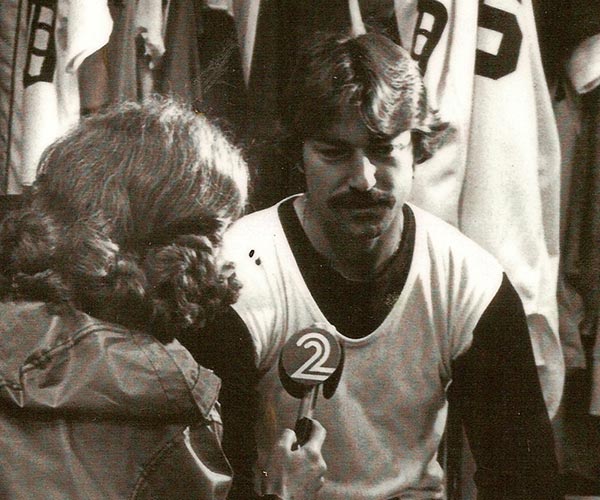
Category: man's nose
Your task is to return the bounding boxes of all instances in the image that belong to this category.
[348,153,377,191]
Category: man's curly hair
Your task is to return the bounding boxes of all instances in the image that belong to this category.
[282,31,452,165]
[0,97,249,343]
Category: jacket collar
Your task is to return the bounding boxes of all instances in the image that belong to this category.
[0,302,220,421]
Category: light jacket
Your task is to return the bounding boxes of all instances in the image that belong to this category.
[0,301,232,499]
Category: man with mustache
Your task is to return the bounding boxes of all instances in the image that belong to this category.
[183,32,562,499]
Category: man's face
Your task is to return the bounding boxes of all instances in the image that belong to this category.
[302,109,414,242]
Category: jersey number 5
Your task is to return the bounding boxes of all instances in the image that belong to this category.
[411,0,523,80]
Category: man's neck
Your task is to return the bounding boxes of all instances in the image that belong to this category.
[293,195,403,281]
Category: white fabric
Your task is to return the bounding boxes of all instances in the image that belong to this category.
[349,0,367,36]
[223,199,504,500]
[204,0,234,16]
[232,0,260,85]
[135,0,167,69]
[567,33,600,94]
[64,0,113,73]
[394,0,563,416]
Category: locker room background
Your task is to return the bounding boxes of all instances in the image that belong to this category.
[1,0,599,497]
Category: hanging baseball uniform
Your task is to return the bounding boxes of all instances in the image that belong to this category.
[3,0,112,194]
[394,0,563,415]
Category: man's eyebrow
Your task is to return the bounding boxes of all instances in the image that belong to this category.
[310,136,352,147]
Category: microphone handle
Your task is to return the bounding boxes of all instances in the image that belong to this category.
[294,417,313,448]
[292,386,319,449]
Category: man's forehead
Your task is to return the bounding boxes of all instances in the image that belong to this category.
[307,105,412,146]
[310,128,412,147]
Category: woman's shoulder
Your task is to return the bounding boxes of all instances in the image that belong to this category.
[0,300,219,420]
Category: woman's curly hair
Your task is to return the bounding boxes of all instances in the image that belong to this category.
[0,97,249,343]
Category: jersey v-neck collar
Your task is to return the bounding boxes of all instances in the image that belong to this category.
[277,197,416,339]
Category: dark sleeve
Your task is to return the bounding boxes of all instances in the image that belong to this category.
[449,274,563,500]
[179,307,261,500]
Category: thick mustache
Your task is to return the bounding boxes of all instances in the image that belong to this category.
[328,190,396,209]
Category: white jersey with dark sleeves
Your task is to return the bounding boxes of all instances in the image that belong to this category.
[221,197,503,500]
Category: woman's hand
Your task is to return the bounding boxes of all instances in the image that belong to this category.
[259,418,327,500]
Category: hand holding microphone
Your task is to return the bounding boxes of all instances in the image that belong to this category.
[259,419,327,500]
[260,325,343,499]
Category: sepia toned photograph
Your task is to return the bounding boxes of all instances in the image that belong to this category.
[1,0,599,498]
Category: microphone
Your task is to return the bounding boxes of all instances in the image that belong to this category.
[278,324,344,448]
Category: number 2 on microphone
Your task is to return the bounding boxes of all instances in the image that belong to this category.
[291,332,336,382]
